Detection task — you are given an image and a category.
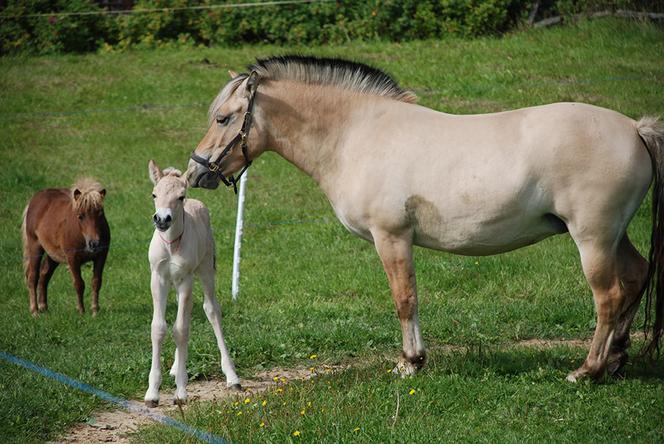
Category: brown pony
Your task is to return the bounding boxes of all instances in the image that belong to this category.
[21,178,110,315]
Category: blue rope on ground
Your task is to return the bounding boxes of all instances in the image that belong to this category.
[0,351,229,444]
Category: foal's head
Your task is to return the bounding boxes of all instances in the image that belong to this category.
[71,178,107,253]
[149,160,187,232]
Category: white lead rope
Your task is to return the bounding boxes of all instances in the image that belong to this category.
[231,172,248,301]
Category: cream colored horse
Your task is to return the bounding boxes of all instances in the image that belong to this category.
[186,56,664,382]
[145,160,240,407]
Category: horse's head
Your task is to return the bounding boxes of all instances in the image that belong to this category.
[71,179,107,253]
[186,71,263,191]
[149,160,187,232]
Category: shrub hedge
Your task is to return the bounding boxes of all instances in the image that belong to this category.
[0,0,661,55]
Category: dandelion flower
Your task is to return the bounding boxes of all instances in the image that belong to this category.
[273,376,279,382]
[293,430,301,437]
[260,421,265,428]
[310,354,318,359]
[244,397,251,404]
[261,400,267,407]
[276,388,283,393]
[409,388,416,395]
[300,409,306,416]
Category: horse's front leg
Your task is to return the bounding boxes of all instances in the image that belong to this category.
[90,253,107,316]
[372,229,426,377]
[172,275,193,405]
[66,257,85,314]
[145,271,168,407]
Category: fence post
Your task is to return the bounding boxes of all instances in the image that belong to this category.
[231,172,248,301]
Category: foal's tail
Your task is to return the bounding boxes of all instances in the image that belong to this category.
[20,204,30,282]
[636,116,664,357]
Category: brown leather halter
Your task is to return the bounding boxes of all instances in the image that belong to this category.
[190,71,258,194]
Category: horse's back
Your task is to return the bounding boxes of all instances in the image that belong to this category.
[24,188,71,236]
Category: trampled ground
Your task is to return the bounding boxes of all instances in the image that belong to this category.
[1,18,663,443]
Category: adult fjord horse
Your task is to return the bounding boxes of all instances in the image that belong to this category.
[186,56,664,382]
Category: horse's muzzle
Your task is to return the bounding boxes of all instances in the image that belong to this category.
[192,170,221,190]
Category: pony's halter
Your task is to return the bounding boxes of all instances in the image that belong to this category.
[190,71,258,194]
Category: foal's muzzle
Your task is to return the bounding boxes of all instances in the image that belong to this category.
[153,213,172,232]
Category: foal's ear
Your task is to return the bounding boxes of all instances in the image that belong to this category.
[148,159,162,185]
[228,70,238,79]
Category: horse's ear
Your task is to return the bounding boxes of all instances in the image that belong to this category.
[244,72,258,99]
[99,189,106,199]
[228,70,238,79]
[148,159,162,185]
[73,189,81,201]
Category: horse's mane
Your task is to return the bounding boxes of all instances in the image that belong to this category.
[71,178,105,212]
[209,55,417,123]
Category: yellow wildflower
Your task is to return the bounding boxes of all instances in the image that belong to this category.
[261,400,267,407]
[273,376,279,382]
[353,427,361,432]
[409,388,416,395]
[310,354,318,359]
[293,430,301,437]
[236,411,243,416]
[244,397,251,404]
[300,408,306,416]
[260,421,265,428]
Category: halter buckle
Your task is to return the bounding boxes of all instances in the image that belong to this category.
[208,162,219,172]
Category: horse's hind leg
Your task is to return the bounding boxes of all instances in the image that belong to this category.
[372,229,426,377]
[37,256,58,313]
[24,242,44,316]
[199,264,241,390]
[607,235,649,375]
[567,237,623,382]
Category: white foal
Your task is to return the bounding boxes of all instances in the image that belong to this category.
[144,160,240,408]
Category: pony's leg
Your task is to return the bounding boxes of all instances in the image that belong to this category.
[25,244,44,316]
[567,238,623,382]
[145,271,168,407]
[66,257,85,314]
[199,265,241,390]
[606,235,649,375]
[37,256,58,312]
[172,276,193,405]
[372,229,426,377]
[90,254,107,315]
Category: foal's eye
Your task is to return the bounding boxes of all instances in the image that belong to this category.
[216,115,230,126]
[151,193,156,199]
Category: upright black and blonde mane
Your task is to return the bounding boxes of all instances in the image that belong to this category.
[209,55,416,122]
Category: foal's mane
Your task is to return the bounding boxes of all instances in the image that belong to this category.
[71,178,104,212]
[209,55,417,123]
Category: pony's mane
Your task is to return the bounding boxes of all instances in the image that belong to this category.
[71,178,105,212]
[208,55,417,122]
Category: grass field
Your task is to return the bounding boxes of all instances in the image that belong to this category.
[1,18,664,443]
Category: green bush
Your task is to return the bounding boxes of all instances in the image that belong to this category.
[0,0,661,55]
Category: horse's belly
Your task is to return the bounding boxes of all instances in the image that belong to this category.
[413,212,565,256]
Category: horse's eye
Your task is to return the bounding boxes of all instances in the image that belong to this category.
[216,115,230,126]
[78,214,84,220]
[178,196,185,201]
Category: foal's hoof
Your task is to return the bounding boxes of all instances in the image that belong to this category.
[392,359,417,378]
[173,397,187,406]
[228,383,243,392]
[145,399,159,408]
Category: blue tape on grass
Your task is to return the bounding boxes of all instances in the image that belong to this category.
[0,351,228,444]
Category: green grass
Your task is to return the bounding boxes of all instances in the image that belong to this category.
[1,18,663,443]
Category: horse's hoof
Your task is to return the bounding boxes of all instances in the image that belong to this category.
[392,359,417,378]
[229,383,242,392]
[145,399,159,408]
[91,309,99,317]
[173,397,187,406]
[565,373,579,383]
[37,305,47,313]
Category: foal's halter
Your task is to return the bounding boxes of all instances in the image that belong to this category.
[190,71,258,194]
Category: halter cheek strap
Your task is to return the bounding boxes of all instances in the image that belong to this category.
[190,71,258,194]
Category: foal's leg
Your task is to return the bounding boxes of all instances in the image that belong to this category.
[37,256,58,313]
[567,239,623,382]
[607,235,648,375]
[372,229,426,377]
[172,276,194,405]
[199,265,241,389]
[145,271,168,407]
[25,243,44,316]
[66,257,85,314]
[90,254,107,315]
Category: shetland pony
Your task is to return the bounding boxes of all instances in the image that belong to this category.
[22,178,110,315]
[187,56,664,382]
[145,160,240,408]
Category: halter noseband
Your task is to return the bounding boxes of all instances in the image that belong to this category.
[190,71,258,194]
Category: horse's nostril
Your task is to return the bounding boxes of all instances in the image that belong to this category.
[165,215,172,223]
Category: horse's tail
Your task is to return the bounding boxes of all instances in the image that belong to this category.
[636,116,664,357]
[21,203,30,283]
